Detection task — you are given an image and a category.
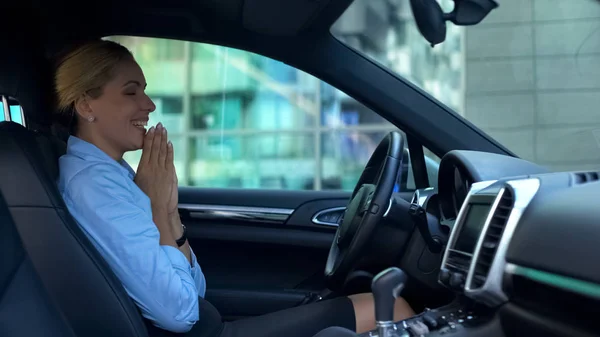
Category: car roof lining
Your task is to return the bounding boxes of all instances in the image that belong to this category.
[23,0,351,45]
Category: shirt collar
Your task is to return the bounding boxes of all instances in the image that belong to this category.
[67,136,136,180]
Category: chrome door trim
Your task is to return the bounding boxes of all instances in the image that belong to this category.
[178,203,294,224]
[312,207,346,227]
[312,197,393,227]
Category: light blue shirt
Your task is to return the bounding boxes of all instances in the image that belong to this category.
[57,136,206,333]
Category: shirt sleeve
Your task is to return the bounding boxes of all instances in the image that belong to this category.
[64,164,199,333]
[189,247,207,298]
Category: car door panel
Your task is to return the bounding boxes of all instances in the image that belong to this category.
[179,188,346,319]
[195,236,330,320]
[179,187,414,319]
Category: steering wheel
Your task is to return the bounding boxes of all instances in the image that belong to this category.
[324,131,405,291]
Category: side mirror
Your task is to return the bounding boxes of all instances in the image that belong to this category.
[410,0,499,46]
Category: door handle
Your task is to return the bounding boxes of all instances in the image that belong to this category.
[312,207,346,227]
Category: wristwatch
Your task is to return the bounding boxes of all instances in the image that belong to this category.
[176,224,187,247]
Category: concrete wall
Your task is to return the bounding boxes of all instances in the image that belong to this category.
[464,0,600,171]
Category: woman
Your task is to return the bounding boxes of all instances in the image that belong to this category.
[55,40,415,337]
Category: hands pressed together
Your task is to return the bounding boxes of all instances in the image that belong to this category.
[134,123,185,249]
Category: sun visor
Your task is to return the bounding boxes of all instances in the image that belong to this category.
[242,0,332,36]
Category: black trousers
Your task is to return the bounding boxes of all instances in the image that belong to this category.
[145,296,356,337]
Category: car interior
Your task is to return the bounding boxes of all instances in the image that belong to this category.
[1,0,599,337]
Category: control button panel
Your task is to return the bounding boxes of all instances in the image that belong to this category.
[358,306,481,337]
[436,309,478,327]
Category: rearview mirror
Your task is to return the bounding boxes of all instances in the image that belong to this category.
[449,0,499,25]
[410,0,499,46]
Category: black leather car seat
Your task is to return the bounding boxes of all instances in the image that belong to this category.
[0,121,149,337]
[0,29,150,335]
[0,189,76,337]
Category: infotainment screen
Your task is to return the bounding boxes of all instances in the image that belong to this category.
[454,204,492,254]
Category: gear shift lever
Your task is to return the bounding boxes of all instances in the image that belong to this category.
[371,267,408,337]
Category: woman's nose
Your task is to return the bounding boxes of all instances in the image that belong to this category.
[144,95,156,113]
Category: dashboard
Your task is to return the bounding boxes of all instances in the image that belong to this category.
[436,150,547,221]
[390,150,600,337]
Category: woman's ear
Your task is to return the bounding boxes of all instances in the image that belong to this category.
[74,95,93,120]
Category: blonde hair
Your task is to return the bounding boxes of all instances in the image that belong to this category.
[54,40,133,132]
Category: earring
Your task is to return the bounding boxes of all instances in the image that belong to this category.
[87,115,95,123]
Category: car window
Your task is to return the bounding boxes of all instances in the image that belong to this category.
[332,0,600,173]
[109,36,439,191]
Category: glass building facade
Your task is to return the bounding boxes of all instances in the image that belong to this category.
[331,0,600,173]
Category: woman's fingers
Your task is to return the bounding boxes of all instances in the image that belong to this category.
[151,123,163,165]
[166,140,174,171]
[159,126,168,166]
[139,122,171,173]
[140,126,155,166]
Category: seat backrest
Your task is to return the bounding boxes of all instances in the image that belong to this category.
[0,121,148,337]
[0,190,76,337]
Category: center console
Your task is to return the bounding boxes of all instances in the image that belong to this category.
[361,300,490,337]
[439,178,538,307]
[359,178,540,337]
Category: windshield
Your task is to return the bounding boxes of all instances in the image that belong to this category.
[332,0,600,172]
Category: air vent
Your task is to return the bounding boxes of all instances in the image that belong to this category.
[445,250,472,274]
[471,188,514,288]
[574,171,600,185]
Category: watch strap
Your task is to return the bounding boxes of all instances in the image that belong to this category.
[175,224,187,247]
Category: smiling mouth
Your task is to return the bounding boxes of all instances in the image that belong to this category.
[132,121,148,129]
